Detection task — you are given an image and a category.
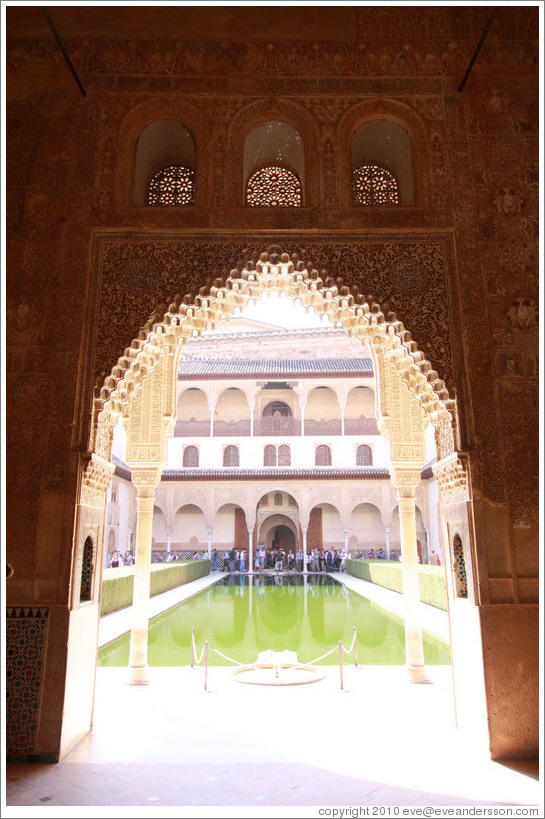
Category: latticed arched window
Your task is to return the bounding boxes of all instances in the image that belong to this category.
[148,164,195,206]
[278,445,291,466]
[223,445,239,467]
[246,166,302,207]
[356,444,373,466]
[183,445,199,467]
[80,536,94,603]
[274,493,283,507]
[352,164,399,206]
[315,445,332,466]
[264,445,276,466]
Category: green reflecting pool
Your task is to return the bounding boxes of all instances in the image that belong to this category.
[98,574,451,667]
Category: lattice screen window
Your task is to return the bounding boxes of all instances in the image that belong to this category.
[148,165,195,206]
[80,536,94,603]
[264,445,276,466]
[246,166,302,207]
[315,445,332,466]
[278,445,291,466]
[452,534,468,598]
[274,493,283,507]
[223,445,240,467]
[356,444,373,466]
[183,445,199,467]
[352,164,399,206]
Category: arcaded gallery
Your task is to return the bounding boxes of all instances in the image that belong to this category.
[4,4,540,810]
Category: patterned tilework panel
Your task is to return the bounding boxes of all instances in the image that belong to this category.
[6,607,49,754]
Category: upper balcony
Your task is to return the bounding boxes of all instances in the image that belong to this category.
[174,414,379,437]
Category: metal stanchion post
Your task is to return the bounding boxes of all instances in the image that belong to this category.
[191,626,195,669]
[353,626,358,668]
[204,641,209,691]
[338,640,344,690]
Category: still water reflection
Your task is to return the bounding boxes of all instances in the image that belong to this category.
[98,574,450,667]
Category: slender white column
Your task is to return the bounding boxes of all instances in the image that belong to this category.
[207,529,212,560]
[392,467,430,684]
[128,477,159,686]
[340,405,345,437]
[384,527,391,559]
[302,528,308,575]
[209,405,216,437]
[424,527,431,564]
[343,530,349,551]
[248,529,254,575]
[299,395,307,437]
[166,529,172,554]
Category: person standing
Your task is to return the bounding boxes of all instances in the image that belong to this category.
[240,550,246,573]
[229,548,236,572]
[109,550,121,567]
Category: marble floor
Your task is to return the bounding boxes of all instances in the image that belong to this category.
[4,573,541,815]
[4,663,541,816]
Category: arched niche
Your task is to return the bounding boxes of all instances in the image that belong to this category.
[311,502,343,548]
[133,119,196,206]
[346,385,376,417]
[172,503,207,550]
[243,120,305,205]
[306,386,341,436]
[350,503,385,548]
[177,387,208,420]
[216,387,250,422]
[351,120,414,206]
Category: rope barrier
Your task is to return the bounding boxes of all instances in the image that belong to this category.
[341,627,357,655]
[189,625,359,687]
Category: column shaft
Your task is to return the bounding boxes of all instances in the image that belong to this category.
[128,494,155,685]
[398,495,429,683]
[248,530,254,575]
[302,528,308,574]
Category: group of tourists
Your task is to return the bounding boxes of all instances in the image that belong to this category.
[108,550,134,567]
[214,546,350,574]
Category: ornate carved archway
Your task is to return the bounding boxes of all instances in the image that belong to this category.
[72,250,478,712]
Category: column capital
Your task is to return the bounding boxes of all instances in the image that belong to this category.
[390,464,422,497]
[129,466,162,496]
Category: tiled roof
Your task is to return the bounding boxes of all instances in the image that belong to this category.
[161,467,390,481]
[112,454,131,480]
[178,358,374,379]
